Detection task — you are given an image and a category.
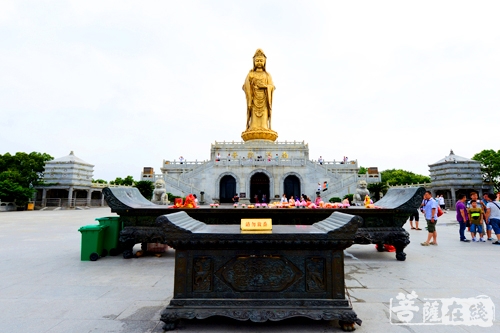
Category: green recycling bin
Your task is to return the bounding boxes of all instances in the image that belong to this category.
[78,225,108,261]
[95,216,122,256]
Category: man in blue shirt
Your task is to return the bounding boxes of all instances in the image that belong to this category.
[420,191,438,246]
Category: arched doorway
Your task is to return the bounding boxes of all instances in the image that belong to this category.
[250,172,270,203]
[284,175,301,200]
[219,175,236,203]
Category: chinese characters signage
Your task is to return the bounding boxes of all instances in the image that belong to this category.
[241,218,272,231]
[390,291,494,327]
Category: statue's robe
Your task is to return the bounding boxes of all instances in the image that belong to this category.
[243,70,275,130]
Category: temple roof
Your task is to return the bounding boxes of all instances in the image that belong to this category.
[47,151,94,166]
[431,149,474,165]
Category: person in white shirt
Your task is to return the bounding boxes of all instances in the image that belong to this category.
[280,194,288,203]
[438,195,445,210]
[179,156,185,164]
[484,193,500,245]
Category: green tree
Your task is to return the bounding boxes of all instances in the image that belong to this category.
[472,149,500,192]
[358,166,368,175]
[329,197,342,203]
[92,179,107,184]
[122,175,135,186]
[367,182,389,201]
[381,169,430,186]
[110,175,135,186]
[134,180,154,200]
[0,152,53,205]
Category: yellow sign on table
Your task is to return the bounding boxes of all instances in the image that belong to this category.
[241,218,272,231]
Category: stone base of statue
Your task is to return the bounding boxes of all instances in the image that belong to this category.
[241,129,278,142]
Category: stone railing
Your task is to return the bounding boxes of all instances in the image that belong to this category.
[312,159,358,166]
[163,160,209,167]
[36,198,107,208]
[163,158,359,169]
[212,140,307,146]
[162,174,204,196]
[214,158,307,167]
[91,183,133,189]
[388,182,430,189]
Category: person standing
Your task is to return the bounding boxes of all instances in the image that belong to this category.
[280,194,288,204]
[468,192,484,235]
[179,156,185,164]
[481,193,493,240]
[232,193,239,204]
[408,208,421,230]
[484,193,500,245]
[438,194,445,210]
[468,201,485,242]
[318,156,324,165]
[421,191,438,246]
[456,194,470,242]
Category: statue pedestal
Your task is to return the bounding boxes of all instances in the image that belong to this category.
[241,129,278,142]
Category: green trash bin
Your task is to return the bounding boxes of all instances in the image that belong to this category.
[95,216,122,256]
[78,225,108,261]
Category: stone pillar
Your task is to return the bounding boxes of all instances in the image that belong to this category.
[68,186,74,207]
[239,176,251,205]
[239,176,250,205]
[200,191,205,205]
[450,187,456,204]
[87,189,92,207]
[42,188,47,207]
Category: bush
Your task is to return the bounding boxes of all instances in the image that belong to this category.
[329,197,342,203]
[134,181,154,200]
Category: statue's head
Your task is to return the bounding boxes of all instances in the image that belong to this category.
[357,180,367,189]
[155,179,166,189]
[253,48,267,71]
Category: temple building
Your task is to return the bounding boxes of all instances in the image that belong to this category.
[428,150,491,203]
[143,141,380,204]
[35,151,105,207]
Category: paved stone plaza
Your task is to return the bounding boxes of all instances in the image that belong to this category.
[0,207,498,332]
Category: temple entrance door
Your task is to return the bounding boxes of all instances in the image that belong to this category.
[284,175,301,200]
[250,173,270,203]
[219,175,236,203]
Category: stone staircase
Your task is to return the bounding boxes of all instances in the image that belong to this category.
[305,161,359,199]
[179,160,214,181]
[163,174,206,198]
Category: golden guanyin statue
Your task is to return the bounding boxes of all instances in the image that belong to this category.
[241,49,278,141]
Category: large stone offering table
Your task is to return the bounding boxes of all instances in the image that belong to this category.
[104,186,424,261]
[157,211,362,331]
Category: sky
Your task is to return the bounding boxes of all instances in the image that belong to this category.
[1,0,499,181]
